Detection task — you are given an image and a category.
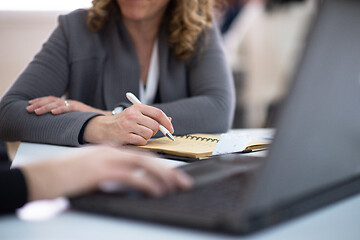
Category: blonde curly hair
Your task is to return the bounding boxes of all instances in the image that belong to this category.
[87,0,221,61]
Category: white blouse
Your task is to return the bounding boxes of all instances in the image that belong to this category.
[139,39,159,105]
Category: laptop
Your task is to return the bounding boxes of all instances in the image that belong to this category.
[70,0,360,234]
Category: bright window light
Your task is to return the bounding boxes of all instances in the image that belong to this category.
[0,0,92,11]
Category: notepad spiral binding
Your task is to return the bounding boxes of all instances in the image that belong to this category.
[178,135,219,143]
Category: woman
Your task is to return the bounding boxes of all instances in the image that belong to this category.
[0,0,235,147]
[0,142,192,214]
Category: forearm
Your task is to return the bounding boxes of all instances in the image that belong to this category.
[0,96,102,146]
[21,160,67,201]
[20,146,193,201]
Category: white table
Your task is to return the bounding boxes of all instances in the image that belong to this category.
[1,129,360,240]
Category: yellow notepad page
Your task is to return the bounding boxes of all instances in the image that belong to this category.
[139,134,220,159]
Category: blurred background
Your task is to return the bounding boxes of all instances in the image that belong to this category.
[0,0,316,155]
[0,0,91,98]
[217,0,315,128]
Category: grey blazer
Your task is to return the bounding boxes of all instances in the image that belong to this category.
[0,10,235,146]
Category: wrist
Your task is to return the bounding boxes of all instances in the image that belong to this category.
[103,111,113,116]
[83,116,107,144]
[70,100,111,115]
[21,162,59,201]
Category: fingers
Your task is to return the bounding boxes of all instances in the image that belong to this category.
[120,114,157,140]
[36,102,69,115]
[130,104,174,134]
[108,169,167,197]
[116,105,174,144]
[27,96,55,113]
[44,146,193,199]
[112,107,162,145]
[135,157,193,192]
[131,158,184,192]
[136,115,161,137]
[172,169,193,190]
[126,133,148,146]
[27,96,70,115]
[105,149,193,196]
[108,165,193,197]
[83,105,174,146]
[51,105,71,115]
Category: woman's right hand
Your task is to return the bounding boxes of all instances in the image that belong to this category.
[83,103,174,146]
[21,146,193,201]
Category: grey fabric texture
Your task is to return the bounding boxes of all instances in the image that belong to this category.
[0,9,235,146]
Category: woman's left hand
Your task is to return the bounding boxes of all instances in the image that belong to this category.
[26,96,110,116]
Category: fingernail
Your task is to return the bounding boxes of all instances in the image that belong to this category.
[153,187,164,197]
[178,173,193,189]
[26,106,33,111]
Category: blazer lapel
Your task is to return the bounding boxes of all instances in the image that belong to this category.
[102,17,140,109]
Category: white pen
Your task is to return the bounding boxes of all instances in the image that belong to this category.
[126,92,175,141]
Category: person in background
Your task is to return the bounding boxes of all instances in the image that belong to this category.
[219,0,247,34]
[0,0,234,147]
[222,0,313,128]
[0,141,193,214]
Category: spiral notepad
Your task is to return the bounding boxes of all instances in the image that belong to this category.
[139,134,220,159]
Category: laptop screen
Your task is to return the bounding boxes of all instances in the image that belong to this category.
[247,0,360,213]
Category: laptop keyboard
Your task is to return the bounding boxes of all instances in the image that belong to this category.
[71,175,252,224]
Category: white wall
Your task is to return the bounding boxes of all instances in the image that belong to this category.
[0,11,65,98]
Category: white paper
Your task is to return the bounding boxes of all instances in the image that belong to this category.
[212,133,251,155]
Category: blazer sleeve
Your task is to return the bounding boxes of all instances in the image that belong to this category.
[153,25,235,135]
[0,16,101,146]
[0,168,28,214]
